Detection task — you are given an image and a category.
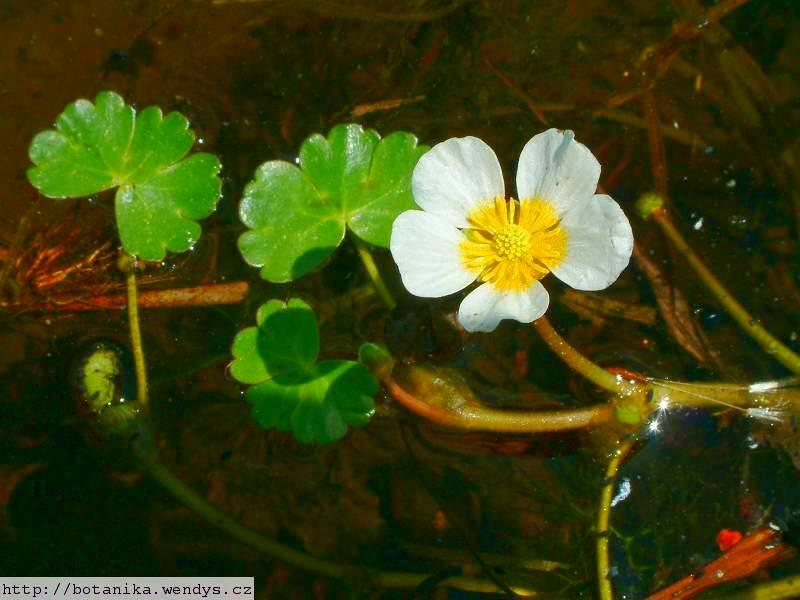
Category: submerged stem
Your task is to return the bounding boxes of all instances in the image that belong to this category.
[651,208,800,376]
[353,236,397,310]
[125,260,150,411]
[597,437,637,600]
[132,441,538,595]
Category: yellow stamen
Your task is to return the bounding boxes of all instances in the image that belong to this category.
[494,224,531,259]
[459,196,567,292]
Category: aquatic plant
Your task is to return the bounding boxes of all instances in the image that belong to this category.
[71,339,138,436]
[390,129,634,332]
[230,298,377,444]
[17,25,800,593]
[25,91,222,414]
[232,123,429,438]
[238,123,427,282]
[27,91,222,262]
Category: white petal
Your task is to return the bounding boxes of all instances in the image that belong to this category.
[551,194,633,291]
[515,128,601,216]
[390,210,476,297]
[412,136,505,228]
[457,281,550,333]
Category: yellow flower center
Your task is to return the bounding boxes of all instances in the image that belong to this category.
[459,196,567,292]
[494,224,531,259]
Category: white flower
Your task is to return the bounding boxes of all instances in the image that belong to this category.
[389,129,634,333]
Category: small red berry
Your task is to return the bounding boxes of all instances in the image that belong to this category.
[716,528,743,551]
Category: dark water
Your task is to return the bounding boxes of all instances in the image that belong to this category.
[1,0,800,597]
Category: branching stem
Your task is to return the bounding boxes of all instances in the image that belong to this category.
[532,317,645,397]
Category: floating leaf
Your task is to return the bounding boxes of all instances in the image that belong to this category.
[238,123,428,282]
[27,90,222,261]
[230,298,377,444]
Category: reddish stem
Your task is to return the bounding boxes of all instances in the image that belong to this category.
[642,86,669,200]
[381,372,614,433]
[1,281,249,312]
[483,57,549,126]
[642,0,750,74]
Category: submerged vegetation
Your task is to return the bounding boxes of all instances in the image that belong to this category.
[1,0,800,597]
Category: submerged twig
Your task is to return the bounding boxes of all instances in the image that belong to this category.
[593,108,705,147]
[632,244,722,371]
[647,525,795,599]
[639,0,751,79]
[559,288,657,326]
[674,0,778,127]
[642,86,669,200]
[222,0,467,23]
[351,96,425,117]
[0,281,249,312]
[483,57,549,126]
[606,0,751,118]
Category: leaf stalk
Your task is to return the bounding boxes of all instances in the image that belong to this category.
[532,316,645,398]
[125,258,150,411]
[131,439,539,595]
[353,235,397,310]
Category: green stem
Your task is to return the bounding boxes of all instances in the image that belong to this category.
[652,208,800,376]
[126,263,150,411]
[135,442,347,577]
[596,437,637,600]
[382,368,616,432]
[374,315,797,435]
[131,441,538,594]
[362,342,619,433]
[532,317,645,398]
[533,316,798,420]
[353,236,397,310]
[720,575,800,600]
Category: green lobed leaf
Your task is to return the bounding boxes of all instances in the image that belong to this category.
[230,298,319,383]
[246,361,377,444]
[238,123,428,282]
[27,90,221,261]
[229,297,377,444]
